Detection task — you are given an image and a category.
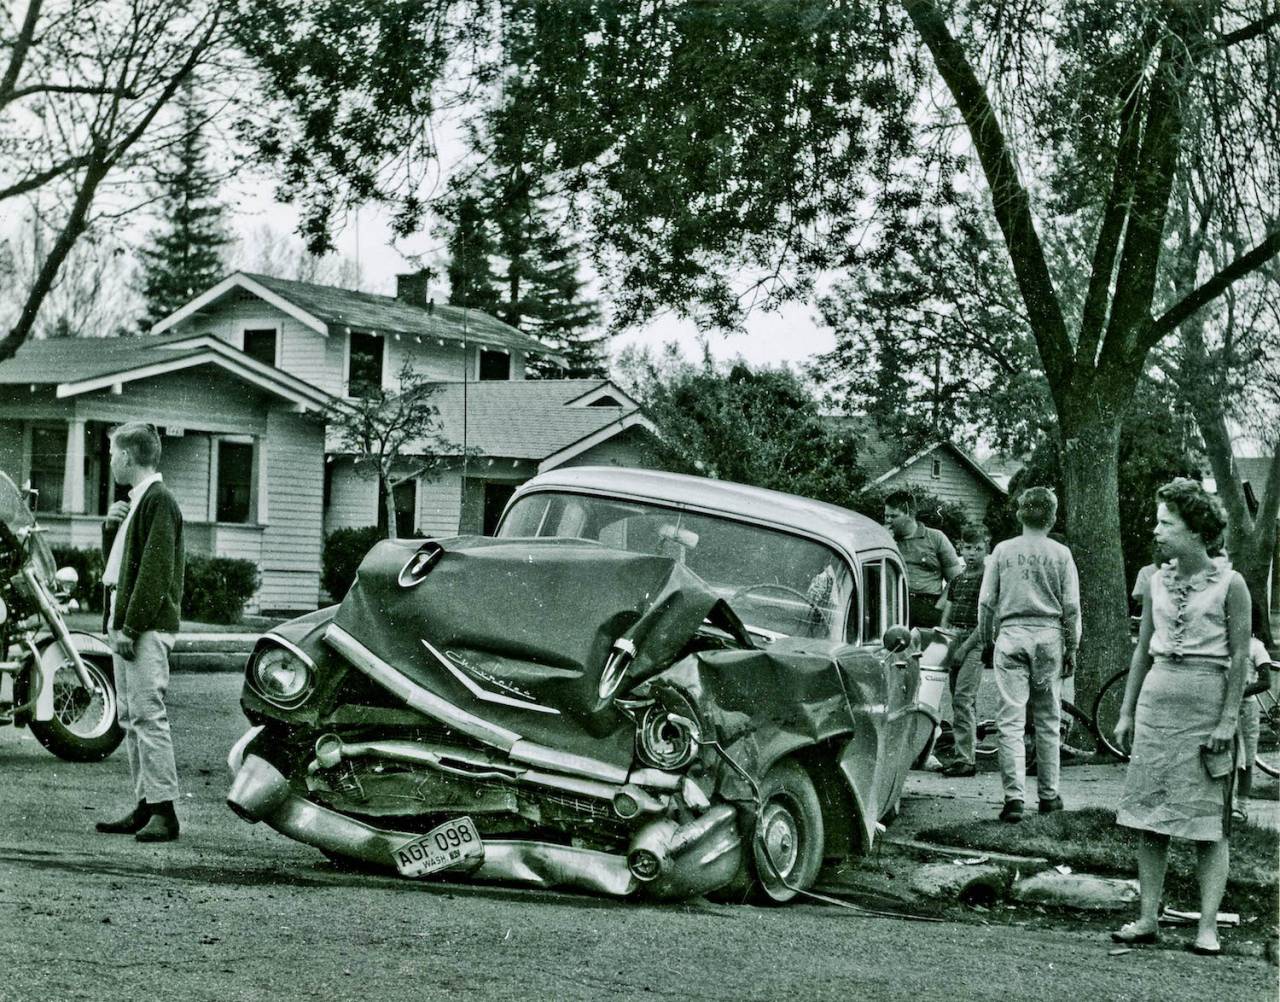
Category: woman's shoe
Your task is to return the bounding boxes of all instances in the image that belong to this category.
[1185,941,1221,957]
[1110,922,1160,945]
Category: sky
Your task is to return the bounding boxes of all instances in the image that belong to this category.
[229,179,837,377]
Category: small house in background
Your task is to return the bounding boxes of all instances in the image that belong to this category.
[828,416,1007,519]
[0,270,660,614]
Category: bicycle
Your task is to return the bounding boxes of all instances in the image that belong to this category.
[974,697,1103,766]
[1092,661,1280,778]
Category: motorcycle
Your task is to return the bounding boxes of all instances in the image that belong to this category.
[0,471,123,761]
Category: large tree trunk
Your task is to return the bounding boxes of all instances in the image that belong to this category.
[1059,407,1131,706]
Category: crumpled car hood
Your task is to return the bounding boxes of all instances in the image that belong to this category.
[331,535,738,762]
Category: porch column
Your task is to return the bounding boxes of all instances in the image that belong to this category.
[62,418,85,514]
[254,434,269,524]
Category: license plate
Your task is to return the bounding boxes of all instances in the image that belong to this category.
[393,816,484,878]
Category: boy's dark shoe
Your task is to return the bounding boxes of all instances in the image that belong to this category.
[999,799,1024,823]
[1039,796,1065,814]
[941,761,977,778]
[95,800,150,834]
[135,802,180,843]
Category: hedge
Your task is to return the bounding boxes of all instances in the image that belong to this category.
[182,554,260,624]
[322,526,385,601]
[46,545,259,625]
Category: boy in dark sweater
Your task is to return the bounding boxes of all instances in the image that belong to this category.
[95,423,185,842]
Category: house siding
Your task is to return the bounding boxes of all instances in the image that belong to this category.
[259,411,325,611]
[324,458,379,534]
[555,425,652,470]
[884,452,993,519]
[0,420,21,478]
[417,469,465,537]
[161,434,211,522]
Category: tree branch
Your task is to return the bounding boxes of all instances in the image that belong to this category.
[0,0,43,106]
[1077,59,1147,368]
[901,0,1073,393]
[1219,10,1280,48]
[1101,11,1196,368]
[1147,229,1280,349]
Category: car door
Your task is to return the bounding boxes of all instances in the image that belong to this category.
[863,554,918,816]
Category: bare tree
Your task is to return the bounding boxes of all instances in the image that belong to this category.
[234,223,362,289]
[0,206,140,338]
[330,361,456,540]
[0,0,232,361]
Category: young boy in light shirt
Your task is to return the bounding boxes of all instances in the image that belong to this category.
[978,487,1080,822]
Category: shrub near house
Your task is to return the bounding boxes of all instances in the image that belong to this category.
[51,546,259,625]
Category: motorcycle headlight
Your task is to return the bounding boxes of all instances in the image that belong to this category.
[249,640,314,707]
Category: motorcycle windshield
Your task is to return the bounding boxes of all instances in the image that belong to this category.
[0,470,56,586]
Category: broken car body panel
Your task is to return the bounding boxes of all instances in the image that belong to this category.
[228,468,941,900]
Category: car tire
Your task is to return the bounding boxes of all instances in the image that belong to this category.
[750,759,824,905]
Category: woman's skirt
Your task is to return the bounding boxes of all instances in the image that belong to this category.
[1116,661,1230,841]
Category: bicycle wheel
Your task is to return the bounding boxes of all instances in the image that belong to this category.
[1254,689,1280,778]
[1060,700,1103,763]
[1091,668,1131,762]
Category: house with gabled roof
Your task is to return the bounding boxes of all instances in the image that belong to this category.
[828,415,1007,518]
[0,271,660,613]
[0,332,336,610]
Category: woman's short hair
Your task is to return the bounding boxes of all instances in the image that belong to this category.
[1155,477,1226,545]
[1016,486,1058,530]
[112,422,162,469]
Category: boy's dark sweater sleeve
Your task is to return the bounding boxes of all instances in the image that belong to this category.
[121,494,179,638]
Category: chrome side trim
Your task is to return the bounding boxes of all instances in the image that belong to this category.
[422,638,561,716]
[508,740,630,786]
[324,624,521,752]
[325,624,634,786]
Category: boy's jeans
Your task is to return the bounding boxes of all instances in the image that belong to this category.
[993,624,1063,803]
[947,636,984,766]
[111,629,180,804]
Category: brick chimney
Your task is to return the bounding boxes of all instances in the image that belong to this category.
[396,268,434,307]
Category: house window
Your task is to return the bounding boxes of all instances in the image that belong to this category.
[479,349,510,381]
[216,441,254,523]
[349,332,384,397]
[931,457,942,479]
[243,328,277,367]
[28,424,66,513]
[378,479,416,538]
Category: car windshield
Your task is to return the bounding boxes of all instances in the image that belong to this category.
[498,491,856,642]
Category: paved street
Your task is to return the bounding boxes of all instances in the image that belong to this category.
[1,674,1276,1002]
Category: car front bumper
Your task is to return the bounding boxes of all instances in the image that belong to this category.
[226,729,743,900]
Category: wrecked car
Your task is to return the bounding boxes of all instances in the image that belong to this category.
[228,467,943,902]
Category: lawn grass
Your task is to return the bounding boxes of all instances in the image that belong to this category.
[917,807,1279,923]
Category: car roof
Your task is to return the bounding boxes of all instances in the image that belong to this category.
[508,466,897,563]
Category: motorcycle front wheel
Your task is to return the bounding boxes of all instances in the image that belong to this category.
[23,654,124,762]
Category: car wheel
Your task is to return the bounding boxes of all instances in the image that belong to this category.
[750,759,824,905]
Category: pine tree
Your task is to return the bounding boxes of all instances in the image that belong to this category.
[484,166,606,379]
[135,82,231,330]
[442,193,502,314]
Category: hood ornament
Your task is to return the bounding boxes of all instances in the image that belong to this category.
[398,541,444,588]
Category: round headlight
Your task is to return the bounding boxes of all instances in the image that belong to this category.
[251,644,313,706]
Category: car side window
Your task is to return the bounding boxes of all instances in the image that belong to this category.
[862,559,884,644]
[885,561,906,627]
